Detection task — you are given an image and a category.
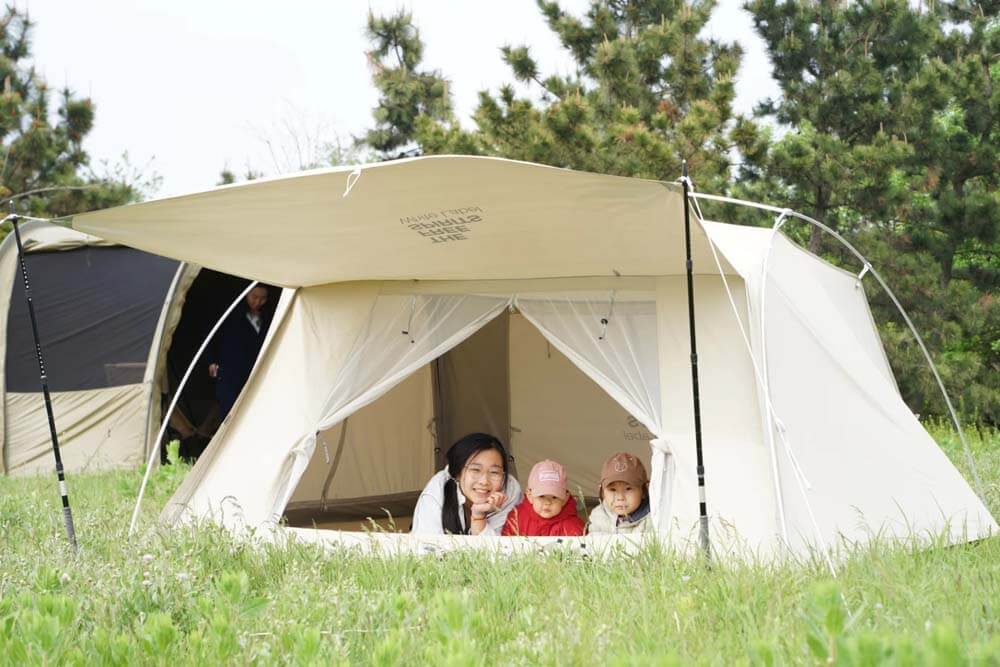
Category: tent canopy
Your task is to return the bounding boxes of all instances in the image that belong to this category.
[69,156,733,287]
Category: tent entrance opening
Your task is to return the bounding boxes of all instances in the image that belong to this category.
[161,269,278,460]
[282,310,652,532]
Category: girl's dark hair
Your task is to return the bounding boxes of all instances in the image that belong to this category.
[441,433,509,535]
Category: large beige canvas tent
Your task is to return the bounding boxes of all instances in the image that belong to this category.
[0,221,270,476]
[70,155,996,558]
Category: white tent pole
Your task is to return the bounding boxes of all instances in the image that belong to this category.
[689,191,985,499]
[757,211,791,547]
[128,280,260,537]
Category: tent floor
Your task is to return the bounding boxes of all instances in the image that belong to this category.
[282,491,600,533]
[283,492,419,533]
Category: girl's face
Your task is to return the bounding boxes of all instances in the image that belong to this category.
[459,448,505,504]
[602,481,643,517]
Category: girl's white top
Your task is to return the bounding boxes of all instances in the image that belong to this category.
[411,468,523,536]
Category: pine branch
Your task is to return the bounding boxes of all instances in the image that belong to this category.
[0,184,101,204]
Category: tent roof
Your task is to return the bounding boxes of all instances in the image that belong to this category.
[69,155,732,288]
[0,220,113,255]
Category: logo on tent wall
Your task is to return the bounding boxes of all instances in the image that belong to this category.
[400,206,485,245]
[625,415,654,442]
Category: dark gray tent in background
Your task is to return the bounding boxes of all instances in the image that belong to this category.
[0,221,268,475]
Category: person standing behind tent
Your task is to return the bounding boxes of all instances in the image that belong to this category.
[411,433,522,535]
[207,285,271,420]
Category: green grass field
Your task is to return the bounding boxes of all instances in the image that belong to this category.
[2,423,999,665]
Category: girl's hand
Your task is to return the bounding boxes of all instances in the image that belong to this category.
[471,491,507,519]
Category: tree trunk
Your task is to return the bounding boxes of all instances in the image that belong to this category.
[940,244,955,288]
[940,180,965,288]
[808,187,829,254]
[808,224,823,254]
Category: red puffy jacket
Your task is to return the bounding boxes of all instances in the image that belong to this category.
[501,496,585,536]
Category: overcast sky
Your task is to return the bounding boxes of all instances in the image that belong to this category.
[23,0,778,198]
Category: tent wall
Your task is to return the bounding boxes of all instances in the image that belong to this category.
[142,263,201,461]
[0,223,112,473]
[755,234,995,550]
[162,283,378,528]
[655,274,775,553]
[4,386,147,474]
[287,365,435,509]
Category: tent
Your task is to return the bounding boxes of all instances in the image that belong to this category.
[69,155,996,558]
[0,221,274,475]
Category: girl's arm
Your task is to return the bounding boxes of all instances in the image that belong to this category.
[410,492,443,535]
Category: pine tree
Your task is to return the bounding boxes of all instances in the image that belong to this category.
[736,0,934,251]
[365,1,742,188]
[905,0,999,287]
[0,7,138,225]
[361,10,454,157]
[739,0,1000,421]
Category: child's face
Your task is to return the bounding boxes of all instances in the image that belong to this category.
[602,481,643,517]
[526,489,568,519]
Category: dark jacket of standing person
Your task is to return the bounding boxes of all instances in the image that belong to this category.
[208,286,271,419]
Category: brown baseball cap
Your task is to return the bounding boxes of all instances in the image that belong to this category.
[600,452,648,488]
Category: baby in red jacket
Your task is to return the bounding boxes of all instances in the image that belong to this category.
[502,459,585,536]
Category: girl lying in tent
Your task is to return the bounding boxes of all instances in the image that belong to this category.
[411,433,522,535]
[411,434,650,536]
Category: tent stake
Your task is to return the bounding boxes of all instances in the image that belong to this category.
[9,204,78,552]
[680,163,710,561]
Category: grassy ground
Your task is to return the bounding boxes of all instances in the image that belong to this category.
[1,424,999,665]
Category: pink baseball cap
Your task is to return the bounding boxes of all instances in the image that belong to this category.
[528,459,569,497]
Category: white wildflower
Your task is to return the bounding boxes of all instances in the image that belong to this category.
[141,553,154,563]
[59,572,70,585]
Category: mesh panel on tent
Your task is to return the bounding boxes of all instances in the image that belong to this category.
[6,247,179,392]
[515,294,661,434]
[271,293,512,519]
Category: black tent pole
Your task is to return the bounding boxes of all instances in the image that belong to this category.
[680,162,710,560]
[10,203,78,552]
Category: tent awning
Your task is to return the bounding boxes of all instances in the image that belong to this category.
[69,156,731,288]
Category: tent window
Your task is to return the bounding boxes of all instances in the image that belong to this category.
[5,246,178,392]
